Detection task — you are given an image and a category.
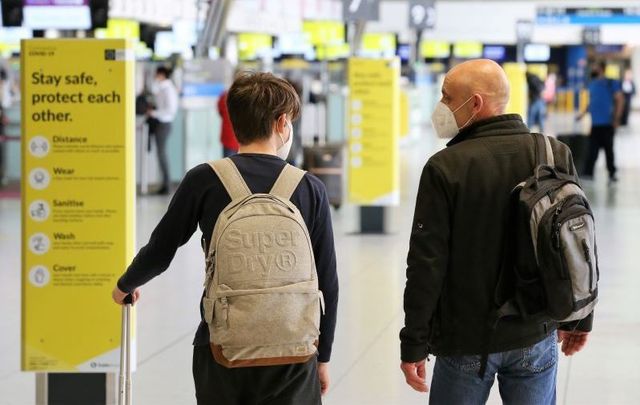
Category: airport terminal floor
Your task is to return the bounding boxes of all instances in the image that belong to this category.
[1,113,639,404]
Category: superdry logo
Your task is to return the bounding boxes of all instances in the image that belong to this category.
[221,229,302,275]
[227,250,297,274]
[224,229,300,252]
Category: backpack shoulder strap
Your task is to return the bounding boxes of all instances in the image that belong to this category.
[270,164,306,201]
[532,133,555,168]
[208,158,252,201]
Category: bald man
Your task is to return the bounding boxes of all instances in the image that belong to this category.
[400,60,592,404]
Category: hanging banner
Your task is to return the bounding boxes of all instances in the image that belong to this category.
[347,57,400,206]
[21,39,135,372]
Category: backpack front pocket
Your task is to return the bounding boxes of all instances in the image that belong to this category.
[211,281,321,350]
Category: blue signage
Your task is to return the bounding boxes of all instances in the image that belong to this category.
[537,7,640,25]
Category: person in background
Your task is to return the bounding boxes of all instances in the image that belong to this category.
[621,69,635,126]
[0,68,11,185]
[217,89,239,157]
[526,71,546,132]
[577,60,624,183]
[542,72,557,106]
[285,77,304,166]
[148,66,179,195]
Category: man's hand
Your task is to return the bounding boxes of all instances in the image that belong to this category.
[317,362,330,396]
[112,286,140,305]
[400,360,428,393]
[557,330,589,356]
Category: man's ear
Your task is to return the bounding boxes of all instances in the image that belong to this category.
[473,94,484,114]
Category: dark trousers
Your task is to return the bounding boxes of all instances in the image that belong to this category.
[192,345,321,405]
[621,95,632,126]
[154,122,172,188]
[584,125,616,178]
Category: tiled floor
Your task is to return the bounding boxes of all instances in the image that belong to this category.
[1,114,639,404]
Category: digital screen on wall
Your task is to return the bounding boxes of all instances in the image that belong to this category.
[237,33,273,61]
[524,44,551,62]
[453,42,483,59]
[397,43,411,63]
[420,41,450,59]
[361,33,396,58]
[23,0,91,29]
[302,21,345,46]
[94,19,140,40]
[483,45,506,61]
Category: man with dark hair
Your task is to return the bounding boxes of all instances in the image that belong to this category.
[113,71,338,405]
[577,60,624,183]
[148,66,178,194]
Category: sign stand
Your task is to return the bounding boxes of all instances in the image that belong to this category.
[36,373,116,405]
[359,206,385,233]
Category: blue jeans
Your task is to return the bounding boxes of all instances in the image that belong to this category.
[430,333,558,405]
[528,99,546,131]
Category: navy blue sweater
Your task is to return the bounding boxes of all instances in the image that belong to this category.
[118,154,339,362]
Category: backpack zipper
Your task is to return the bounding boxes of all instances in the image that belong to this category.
[551,200,566,250]
[582,239,594,293]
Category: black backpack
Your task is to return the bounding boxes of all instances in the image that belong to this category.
[481,133,599,377]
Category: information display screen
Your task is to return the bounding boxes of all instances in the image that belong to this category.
[420,41,450,59]
[237,33,273,61]
[524,44,551,62]
[483,45,506,61]
[453,42,483,59]
[23,0,91,29]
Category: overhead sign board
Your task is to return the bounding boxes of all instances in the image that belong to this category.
[537,7,640,25]
[408,0,436,30]
[342,0,380,22]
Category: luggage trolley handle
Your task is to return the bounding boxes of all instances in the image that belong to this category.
[119,294,134,405]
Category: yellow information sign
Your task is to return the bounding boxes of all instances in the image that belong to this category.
[348,58,400,206]
[21,39,135,372]
[503,62,528,119]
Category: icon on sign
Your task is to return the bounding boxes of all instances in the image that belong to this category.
[29,168,50,190]
[29,266,50,287]
[29,200,50,222]
[29,136,50,158]
[29,233,50,255]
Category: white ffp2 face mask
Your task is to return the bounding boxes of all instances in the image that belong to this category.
[431,96,477,139]
[277,120,293,160]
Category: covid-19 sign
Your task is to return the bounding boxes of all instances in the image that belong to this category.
[21,39,135,372]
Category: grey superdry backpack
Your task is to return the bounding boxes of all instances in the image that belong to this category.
[202,158,323,367]
[497,133,599,323]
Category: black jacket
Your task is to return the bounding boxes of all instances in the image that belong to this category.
[400,114,593,362]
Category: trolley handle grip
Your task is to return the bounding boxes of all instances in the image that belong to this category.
[123,294,134,305]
